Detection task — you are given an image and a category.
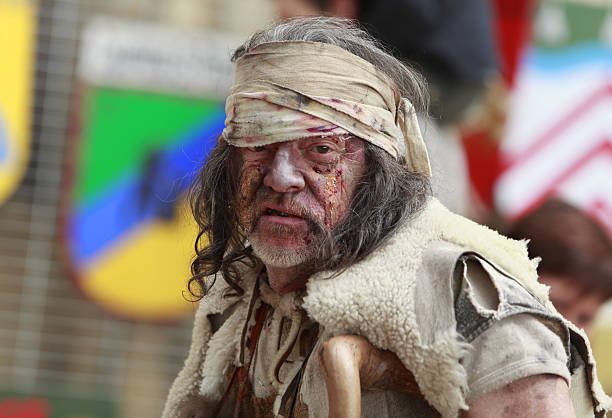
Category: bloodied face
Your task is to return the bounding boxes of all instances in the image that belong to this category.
[235,135,365,268]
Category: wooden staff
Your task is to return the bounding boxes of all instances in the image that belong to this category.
[319,335,423,418]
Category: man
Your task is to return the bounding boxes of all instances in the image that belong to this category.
[507,199,612,333]
[164,18,609,417]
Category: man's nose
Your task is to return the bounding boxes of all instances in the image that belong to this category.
[263,144,305,193]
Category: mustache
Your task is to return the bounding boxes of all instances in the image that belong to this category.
[252,193,325,235]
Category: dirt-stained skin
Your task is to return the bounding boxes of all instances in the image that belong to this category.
[462,373,575,418]
[235,134,365,294]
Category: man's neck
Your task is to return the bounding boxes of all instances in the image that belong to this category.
[266,263,314,294]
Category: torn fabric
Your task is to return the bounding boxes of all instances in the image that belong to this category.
[222,41,432,177]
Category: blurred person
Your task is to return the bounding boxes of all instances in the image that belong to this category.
[507,199,612,332]
[163,18,609,418]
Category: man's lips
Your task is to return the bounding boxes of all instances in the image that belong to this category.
[260,205,308,226]
[261,204,303,218]
[262,209,301,218]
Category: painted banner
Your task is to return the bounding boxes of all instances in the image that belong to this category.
[0,0,34,205]
[63,19,238,321]
[495,0,612,233]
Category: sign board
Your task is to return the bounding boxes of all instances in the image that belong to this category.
[63,18,238,320]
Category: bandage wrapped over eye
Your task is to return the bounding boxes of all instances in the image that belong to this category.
[222,41,431,178]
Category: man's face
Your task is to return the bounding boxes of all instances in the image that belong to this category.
[235,135,365,267]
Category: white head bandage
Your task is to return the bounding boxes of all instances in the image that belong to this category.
[222,41,431,177]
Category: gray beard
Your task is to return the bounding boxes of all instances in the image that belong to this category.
[248,225,321,268]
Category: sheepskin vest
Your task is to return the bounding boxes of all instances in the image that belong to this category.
[162,197,610,418]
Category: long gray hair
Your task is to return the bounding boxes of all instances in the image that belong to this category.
[188,17,432,299]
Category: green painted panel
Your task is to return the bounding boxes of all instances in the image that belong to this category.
[76,87,221,202]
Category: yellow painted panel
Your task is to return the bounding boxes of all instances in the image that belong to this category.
[81,201,203,321]
[0,0,34,202]
[592,303,612,394]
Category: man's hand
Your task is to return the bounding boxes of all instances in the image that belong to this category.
[462,374,576,418]
[319,335,420,418]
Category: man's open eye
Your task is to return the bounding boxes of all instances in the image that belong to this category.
[248,145,268,152]
[312,145,331,154]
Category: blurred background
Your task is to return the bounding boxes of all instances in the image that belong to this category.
[1,0,611,416]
